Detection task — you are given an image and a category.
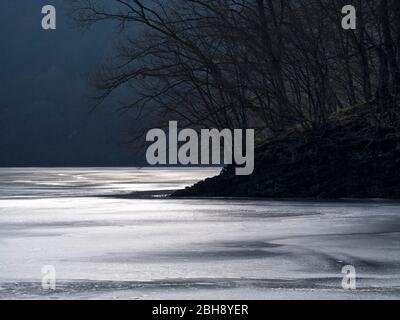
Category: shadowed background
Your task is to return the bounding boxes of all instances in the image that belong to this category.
[0,0,144,166]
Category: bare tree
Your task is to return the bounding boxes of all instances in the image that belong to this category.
[70,0,399,140]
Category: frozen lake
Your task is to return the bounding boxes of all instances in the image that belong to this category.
[0,168,399,300]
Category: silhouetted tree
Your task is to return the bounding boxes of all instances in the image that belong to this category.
[71,0,400,138]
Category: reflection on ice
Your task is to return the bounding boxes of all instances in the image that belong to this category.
[0,167,221,199]
[0,168,399,300]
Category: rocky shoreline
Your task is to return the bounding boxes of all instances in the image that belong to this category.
[173,103,400,199]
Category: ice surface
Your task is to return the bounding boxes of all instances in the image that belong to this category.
[0,168,399,300]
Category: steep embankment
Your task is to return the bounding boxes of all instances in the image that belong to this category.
[173,103,400,199]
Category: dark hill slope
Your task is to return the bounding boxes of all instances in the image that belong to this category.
[173,104,400,199]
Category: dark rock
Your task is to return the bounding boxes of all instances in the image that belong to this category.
[173,103,400,199]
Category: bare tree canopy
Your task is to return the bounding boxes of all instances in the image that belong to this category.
[71,0,400,137]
